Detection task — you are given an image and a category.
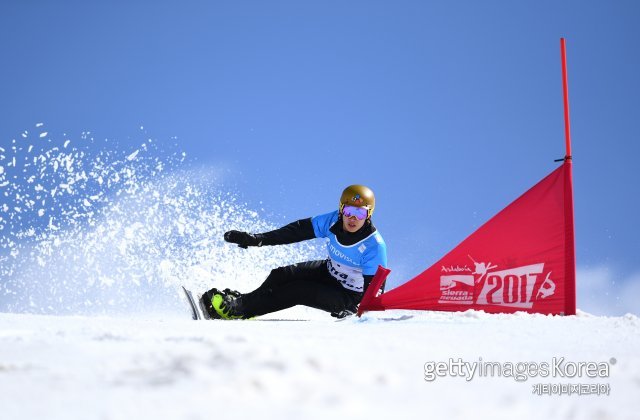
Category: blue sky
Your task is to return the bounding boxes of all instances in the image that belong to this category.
[1,1,639,315]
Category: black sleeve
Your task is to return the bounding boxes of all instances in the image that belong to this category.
[255,218,316,246]
[362,274,386,296]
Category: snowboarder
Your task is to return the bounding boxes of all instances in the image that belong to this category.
[199,185,388,320]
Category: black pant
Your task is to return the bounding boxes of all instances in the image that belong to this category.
[240,260,363,317]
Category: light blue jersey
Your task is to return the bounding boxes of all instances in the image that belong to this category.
[311,210,387,292]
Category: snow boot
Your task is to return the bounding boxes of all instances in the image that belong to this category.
[199,288,222,320]
[211,292,246,320]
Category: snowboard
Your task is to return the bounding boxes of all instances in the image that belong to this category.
[181,286,202,320]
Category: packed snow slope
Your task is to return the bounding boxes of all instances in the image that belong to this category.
[0,310,638,420]
[1,126,639,419]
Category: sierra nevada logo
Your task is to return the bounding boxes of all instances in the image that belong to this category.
[439,255,556,309]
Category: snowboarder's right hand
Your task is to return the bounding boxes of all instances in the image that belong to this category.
[331,308,356,319]
[224,230,261,248]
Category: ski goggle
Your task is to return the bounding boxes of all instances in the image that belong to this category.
[342,205,369,220]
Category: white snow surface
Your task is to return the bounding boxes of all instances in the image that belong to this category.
[2,126,639,419]
[0,309,638,420]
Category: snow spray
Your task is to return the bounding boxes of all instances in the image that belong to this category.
[0,124,323,316]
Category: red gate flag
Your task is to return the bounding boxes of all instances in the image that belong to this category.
[359,159,576,316]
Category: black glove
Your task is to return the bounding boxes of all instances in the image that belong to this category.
[331,306,357,319]
[224,230,262,248]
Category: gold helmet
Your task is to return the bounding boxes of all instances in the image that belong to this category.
[339,185,375,219]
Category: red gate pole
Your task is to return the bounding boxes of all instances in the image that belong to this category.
[560,37,577,315]
[561,38,572,159]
